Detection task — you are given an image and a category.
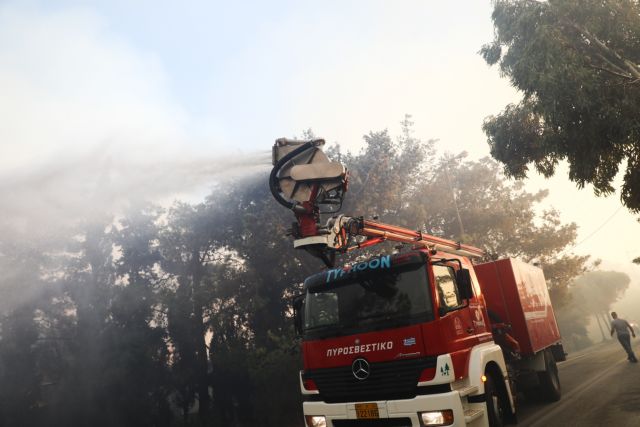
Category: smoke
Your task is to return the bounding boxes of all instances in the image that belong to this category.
[0,5,276,237]
[0,143,271,314]
[0,4,278,317]
[0,144,272,236]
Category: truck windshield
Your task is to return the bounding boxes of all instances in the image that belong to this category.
[303,254,432,337]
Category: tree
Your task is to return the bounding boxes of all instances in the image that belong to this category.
[0,305,42,426]
[159,202,224,425]
[0,241,47,426]
[29,219,117,427]
[395,154,586,307]
[105,205,172,427]
[339,116,436,226]
[570,270,631,342]
[482,0,640,212]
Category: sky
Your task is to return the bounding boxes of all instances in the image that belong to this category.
[1,0,638,283]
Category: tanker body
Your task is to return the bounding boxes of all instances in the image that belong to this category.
[476,258,565,402]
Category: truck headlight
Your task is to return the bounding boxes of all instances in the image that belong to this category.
[304,415,326,427]
[418,410,454,426]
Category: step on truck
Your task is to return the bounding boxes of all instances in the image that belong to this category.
[269,138,566,427]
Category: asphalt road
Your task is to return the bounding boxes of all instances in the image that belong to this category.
[517,339,640,427]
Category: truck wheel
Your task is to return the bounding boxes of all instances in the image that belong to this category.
[538,349,561,402]
[484,374,505,427]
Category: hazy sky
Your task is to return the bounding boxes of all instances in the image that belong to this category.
[1,0,638,280]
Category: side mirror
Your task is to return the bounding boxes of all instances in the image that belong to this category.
[456,269,473,300]
[292,295,305,336]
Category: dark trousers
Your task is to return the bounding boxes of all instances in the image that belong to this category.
[617,334,637,361]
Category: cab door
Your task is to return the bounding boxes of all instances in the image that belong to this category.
[432,263,480,354]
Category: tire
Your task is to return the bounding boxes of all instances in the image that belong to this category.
[538,349,561,402]
[484,374,505,427]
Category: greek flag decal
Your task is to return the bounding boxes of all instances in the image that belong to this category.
[403,337,416,346]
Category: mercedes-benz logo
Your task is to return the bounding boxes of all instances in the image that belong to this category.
[352,358,370,381]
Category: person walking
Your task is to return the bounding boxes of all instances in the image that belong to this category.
[610,312,638,363]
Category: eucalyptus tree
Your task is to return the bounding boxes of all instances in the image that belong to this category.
[482,0,640,212]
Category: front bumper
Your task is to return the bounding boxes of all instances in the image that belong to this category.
[303,390,487,427]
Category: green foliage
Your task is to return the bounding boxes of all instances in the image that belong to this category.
[246,332,301,427]
[483,0,640,212]
[340,116,436,225]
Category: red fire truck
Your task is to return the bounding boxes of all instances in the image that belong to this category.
[270,139,565,427]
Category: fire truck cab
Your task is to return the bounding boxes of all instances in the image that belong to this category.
[296,250,513,427]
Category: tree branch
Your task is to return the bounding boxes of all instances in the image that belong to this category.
[568,22,640,79]
[588,64,637,82]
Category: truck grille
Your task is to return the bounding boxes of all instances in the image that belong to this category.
[332,418,412,427]
[303,357,437,403]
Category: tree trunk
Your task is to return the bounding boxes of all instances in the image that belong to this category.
[195,303,210,425]
[594,313,607,342]
[190,256,210,426]
[183,403,189,426]
[600,312,612,340]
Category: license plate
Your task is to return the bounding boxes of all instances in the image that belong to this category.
[355,403,379,419]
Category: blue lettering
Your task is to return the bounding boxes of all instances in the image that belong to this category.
[324,255,393,284]
[325,268,339,283]
[380,255,391,269]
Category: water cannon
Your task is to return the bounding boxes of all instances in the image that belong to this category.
[270,138,349,265]
[270,138,347,213]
